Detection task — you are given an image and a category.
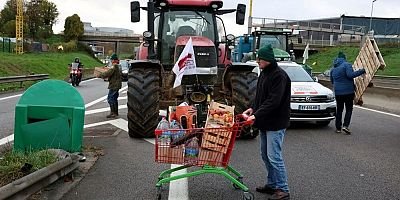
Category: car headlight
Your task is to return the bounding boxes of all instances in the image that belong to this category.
[122,70,128,74]
[327,93,335,101]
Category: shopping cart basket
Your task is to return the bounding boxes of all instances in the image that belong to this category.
[154,115,254,200]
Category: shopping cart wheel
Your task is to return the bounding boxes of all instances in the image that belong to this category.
[232,177,244,190]
[242,192,254,200]
[156,187,162,200]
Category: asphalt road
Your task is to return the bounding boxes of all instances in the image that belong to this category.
[1,79,400,200]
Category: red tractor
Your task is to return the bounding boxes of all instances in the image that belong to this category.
[128,0,258,138]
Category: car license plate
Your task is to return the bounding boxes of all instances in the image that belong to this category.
[298,105,320,110]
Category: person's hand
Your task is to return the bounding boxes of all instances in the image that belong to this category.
[360,68,366,74]
[247,115,255,121]
[243,108,253,116]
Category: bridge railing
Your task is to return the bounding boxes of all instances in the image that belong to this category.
[250,17,366,35]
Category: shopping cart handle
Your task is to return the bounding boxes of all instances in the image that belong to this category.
[236,114,254,126]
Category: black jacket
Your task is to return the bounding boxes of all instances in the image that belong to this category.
[251,61,291,131]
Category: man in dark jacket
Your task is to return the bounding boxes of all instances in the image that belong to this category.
[330,52,365,134]
[97,53,122,118]
[244,44,291,200]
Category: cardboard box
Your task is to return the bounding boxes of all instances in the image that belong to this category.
[198,149,224,166]
[202,102,235,153]
[94,67,109,77]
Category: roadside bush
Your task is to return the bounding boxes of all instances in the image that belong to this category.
[50,40,78,52]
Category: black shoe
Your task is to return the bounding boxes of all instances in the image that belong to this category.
[268,189,290,200]
[342,127,351,135]
[256,185,275,195]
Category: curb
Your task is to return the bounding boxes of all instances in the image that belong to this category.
[0,154,79,200]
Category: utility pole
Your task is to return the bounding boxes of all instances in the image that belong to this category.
[15,0,24,54]
[247,0,253,35]
[369,0,377,32]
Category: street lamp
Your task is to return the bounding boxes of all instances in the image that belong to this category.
[369,0,377,32]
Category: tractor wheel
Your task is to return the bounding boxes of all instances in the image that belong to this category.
[230,71,259,139]
[127,68,161,138]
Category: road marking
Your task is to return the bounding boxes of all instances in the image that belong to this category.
[103,96,127,103]
[0,78,101,102]
[0,134,14,146]
[85,105,127,115]
[168,164,189,200]
[356,106,400,118]
[85,118,188,200]
[85,86,128,108]
[0,94,22,101]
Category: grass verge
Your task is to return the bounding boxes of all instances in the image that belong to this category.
[0,148,58,187]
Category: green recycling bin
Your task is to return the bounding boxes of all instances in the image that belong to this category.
[14,80,85,152]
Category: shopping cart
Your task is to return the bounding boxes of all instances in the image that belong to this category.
[154,115,254,200]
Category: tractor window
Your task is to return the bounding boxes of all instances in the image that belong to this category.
[216,17,225,42]
[259,35,287,50]
[161,10,215,65]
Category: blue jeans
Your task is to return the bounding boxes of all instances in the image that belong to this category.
[107,89,119,105]
[260,129,289,193]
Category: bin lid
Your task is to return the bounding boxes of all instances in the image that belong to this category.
[17,80,84,108]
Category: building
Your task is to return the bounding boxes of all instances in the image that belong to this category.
[83,22,135,37]
[296,15,400,45]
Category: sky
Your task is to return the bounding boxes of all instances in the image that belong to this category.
[0,0,399,36]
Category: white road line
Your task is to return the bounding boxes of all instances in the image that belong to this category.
[356,106,400,118]
[0,78,100,102]
[0,134,14,146]
[85,105,127,115]
[168,164,189,200]
[0,94,22,101]
[107,119,188,200]
[85,86,128,108]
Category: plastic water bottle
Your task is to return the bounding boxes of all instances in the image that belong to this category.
[170,120,185,143]
[185,137,199,165]
[157,117,170,145]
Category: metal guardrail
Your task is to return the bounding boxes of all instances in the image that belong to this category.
[251,17,366,35]
[0,74,49,87]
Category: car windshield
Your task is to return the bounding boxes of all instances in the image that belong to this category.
[280,65,314,82]
[119,61,129,70]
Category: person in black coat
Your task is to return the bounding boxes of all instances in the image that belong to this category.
[244,44,291,200]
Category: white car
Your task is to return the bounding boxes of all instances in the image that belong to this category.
[250,61,336,126]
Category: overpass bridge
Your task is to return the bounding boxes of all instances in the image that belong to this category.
[250,17,366,36]
[79,33,142,56]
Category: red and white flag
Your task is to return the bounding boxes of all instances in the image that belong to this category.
[172,37,196,88]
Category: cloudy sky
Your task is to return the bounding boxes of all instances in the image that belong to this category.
[1,0,399,35]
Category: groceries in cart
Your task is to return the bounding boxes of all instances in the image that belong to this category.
[155,101,240,166]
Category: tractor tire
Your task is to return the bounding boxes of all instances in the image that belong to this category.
[230,71,259,139]
[127,68,161,138]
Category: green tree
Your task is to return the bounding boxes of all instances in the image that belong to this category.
[1,20,16,37]
[0,0,17,33]
[25,0,59,40]
[63,14,84,42]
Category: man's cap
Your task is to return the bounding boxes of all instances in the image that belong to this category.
[257,44,275,62]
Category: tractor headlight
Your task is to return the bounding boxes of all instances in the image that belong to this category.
[226,34,235,41]
[143,31,152,39]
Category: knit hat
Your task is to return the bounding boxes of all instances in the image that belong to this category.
[337,51,346,60]
[257,44,275,62]
[110,53,118,60]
